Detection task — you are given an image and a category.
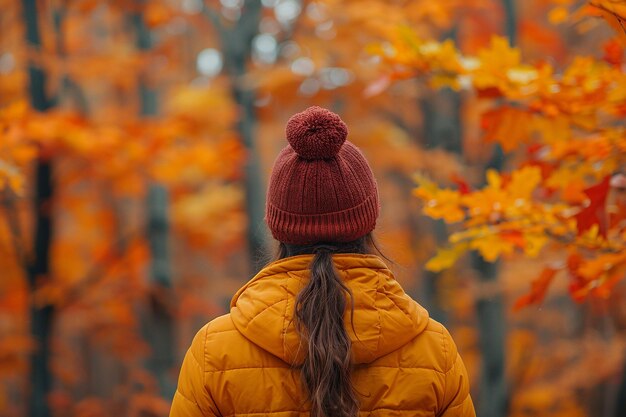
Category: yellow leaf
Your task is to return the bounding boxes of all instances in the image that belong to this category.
[420,189,465,223]
[413,174,465,223]
[507,166,542,200]
[425,243,469,272]
[469,231,515,261]
[523,233,548,257]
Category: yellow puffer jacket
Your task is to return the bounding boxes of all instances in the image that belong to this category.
[170,254,475,417]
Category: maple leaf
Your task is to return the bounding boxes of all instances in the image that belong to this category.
[421,189,465,223]
[468,228,516,261]
[513,267,559,311]
[425,243,469,272]
[522,232,549,257]
[579,252,626,280]
[473,36,523,94]
[481,106,533,152]
[413,175,465,223]
[507,166,542,200]
[561,180,588,204]
[450,173,472,194]
[574,176,611,236]
[569,252,626,302]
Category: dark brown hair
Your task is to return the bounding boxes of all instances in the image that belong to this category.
[276,234,383,417]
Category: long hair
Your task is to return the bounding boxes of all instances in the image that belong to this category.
[276,234,383,417]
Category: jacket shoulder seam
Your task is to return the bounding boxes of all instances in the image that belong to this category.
[202,323,208,374]
[442,324,449,373]
[188,346,203,371]
[174,389,199,408]
[233,298,285,328]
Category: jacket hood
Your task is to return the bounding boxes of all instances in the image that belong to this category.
[230,254,429,365]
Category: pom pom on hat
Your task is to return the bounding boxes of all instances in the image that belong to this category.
[285,106,348,160]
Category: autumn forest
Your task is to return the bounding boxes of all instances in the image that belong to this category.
[1,0,625,416]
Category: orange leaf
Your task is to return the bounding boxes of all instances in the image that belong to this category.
[481,106,533,152]
[500,230,525,249]
[562,180,588,204]
[593,264,626,298]
[513,267,559,311]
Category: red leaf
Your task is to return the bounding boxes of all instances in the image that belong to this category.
[513,267,559,311]
[450,173,472,194]
[481,106,532,152]
[476,87,503,99]
[574,176,611,236]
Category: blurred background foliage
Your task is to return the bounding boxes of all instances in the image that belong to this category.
[0,0,625,416]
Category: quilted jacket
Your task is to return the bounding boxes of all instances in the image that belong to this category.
[170,254,475,417]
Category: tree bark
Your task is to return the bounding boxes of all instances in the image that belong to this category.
[420,85,462,325]
[472,253,508,417]
[502,0,517,46]
[616,357,626,417]
[208,0,267,273]
[419,27,463,324]
[132,9,176,398]
[23,1,55,416]
[472,2,517,416]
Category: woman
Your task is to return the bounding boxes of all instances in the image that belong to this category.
[170,106,475,417]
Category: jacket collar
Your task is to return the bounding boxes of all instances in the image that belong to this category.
[230,254,429,365]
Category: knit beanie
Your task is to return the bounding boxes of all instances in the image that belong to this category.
[265,106,379,245]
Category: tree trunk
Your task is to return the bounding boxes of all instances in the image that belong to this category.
[472,2,517,416]
[210,0,267,273]
[132,10,176,398]
[502,0,517,46]
[144,185,176,397]
[472,253,508,417]
[23,1,55,416]
[232,72,266,273]
[420,90,462,324]
[616,356,626,417]
[419,28,463,324]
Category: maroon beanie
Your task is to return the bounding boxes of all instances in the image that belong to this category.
[265,106,379,245]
